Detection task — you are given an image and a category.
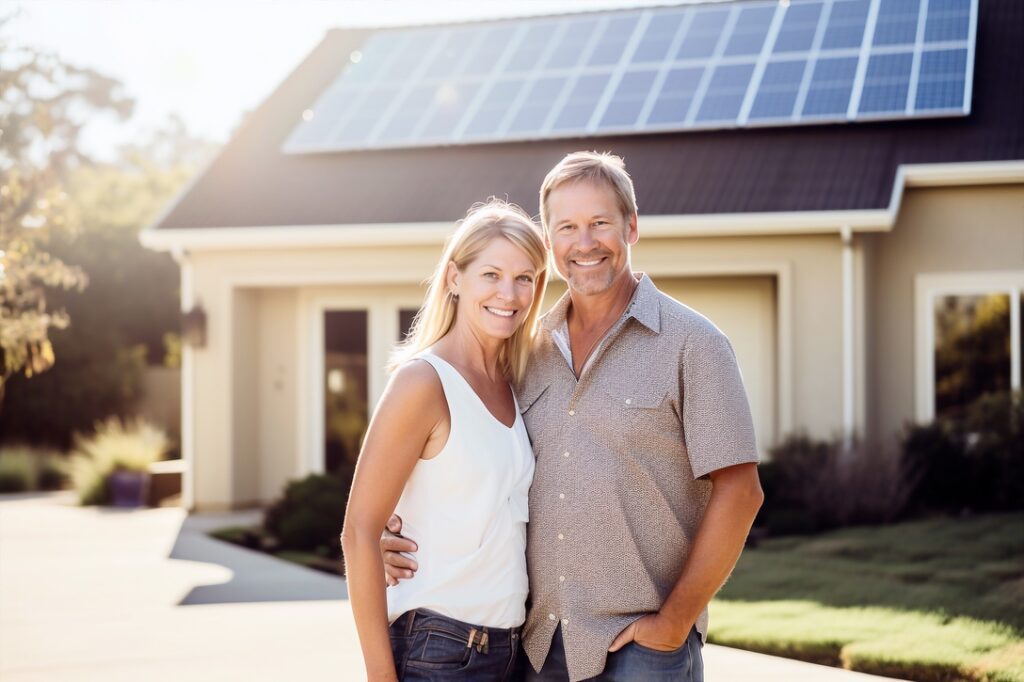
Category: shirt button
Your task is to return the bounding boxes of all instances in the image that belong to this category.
[559,575,565,582]
[559,493,565,499]
[568,409,575,416]
[562,618,570,625]
[625,398,632,405]
[557,533,564,540]
[563,451,570,458]
[548,613,556,621]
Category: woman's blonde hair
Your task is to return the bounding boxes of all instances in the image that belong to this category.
[389,198,548,383]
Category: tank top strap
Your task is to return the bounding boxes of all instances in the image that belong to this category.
[413,351,477,413]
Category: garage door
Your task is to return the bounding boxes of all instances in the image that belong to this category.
[542,275,777,452]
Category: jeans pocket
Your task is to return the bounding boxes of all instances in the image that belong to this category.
[406,628,473,671]
[632,640,688,656]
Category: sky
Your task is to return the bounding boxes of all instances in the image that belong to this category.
[7,0,704,158]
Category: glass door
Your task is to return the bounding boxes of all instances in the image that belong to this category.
[323,310,368,476]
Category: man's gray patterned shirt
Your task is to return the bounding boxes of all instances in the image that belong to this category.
[516,273,759,681]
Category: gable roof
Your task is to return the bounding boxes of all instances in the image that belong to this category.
[153,0,1023,232]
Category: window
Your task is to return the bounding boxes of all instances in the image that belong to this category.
[916,273,1023,422]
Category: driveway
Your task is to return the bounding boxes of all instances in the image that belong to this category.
[0,491,902,681]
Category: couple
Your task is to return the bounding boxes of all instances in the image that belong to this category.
[341,152,764,682]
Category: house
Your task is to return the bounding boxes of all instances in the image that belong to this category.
[141,0,1023,512]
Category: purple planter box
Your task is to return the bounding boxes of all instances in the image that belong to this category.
[108,469,151,508]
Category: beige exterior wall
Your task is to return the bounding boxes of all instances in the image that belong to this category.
[182,227,856,510]
[863,184,1024,446]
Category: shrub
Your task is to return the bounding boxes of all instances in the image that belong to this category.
[902,390,1023,513]
[68,416,171,505]
[0,447,36,492]
[758,434,913,535]
[0,445,69,493]
[263,468,354,556]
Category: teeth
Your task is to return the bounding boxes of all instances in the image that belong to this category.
[574,259,602,266]
[485,307,515,317]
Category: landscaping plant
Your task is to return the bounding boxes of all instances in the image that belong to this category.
[67,416,170,505]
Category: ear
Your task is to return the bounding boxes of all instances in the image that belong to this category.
[542,226,552,251]
[445,260,460,297]
[626,212,639,246]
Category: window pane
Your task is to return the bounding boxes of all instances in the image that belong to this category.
[324,310,368,475]
[399,309,418,341]
[934,293,1011,419]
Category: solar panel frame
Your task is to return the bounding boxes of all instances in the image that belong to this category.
[282,0,977,154]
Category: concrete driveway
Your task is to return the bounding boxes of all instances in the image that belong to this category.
[0,491,902,681]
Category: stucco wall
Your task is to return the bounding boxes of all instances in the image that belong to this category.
[864,184,1024,446]
[183,228,850,509]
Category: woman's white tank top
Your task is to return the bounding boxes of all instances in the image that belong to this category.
[385,351,534,629]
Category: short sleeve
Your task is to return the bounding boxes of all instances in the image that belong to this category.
[680,326,759,480]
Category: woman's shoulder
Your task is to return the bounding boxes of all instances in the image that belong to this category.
[388,356,444,401]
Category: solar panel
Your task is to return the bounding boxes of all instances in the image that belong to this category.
[283,0,978,154]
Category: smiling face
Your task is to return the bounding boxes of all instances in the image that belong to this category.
[447,236,540,341]
[546,179,638,297]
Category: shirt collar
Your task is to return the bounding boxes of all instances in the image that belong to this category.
[540,272,661,335]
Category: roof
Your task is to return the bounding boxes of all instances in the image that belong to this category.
[154,0,1024,231]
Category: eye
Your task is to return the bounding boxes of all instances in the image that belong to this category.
[517,274,534,284]
[483,271,498,279]
[558,224,574,232]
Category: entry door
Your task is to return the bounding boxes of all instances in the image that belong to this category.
[323,310,368,476]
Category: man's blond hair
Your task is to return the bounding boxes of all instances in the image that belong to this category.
[539,151,638,232]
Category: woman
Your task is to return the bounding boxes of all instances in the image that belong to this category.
[341,198,548,681]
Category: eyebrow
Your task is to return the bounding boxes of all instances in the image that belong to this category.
[556,213,611,226]
[481,264,536,274]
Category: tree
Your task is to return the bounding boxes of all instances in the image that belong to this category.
[0,19,133,408]
[0,117,217,448]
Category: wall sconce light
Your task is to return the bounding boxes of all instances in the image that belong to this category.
[182,305,207,348]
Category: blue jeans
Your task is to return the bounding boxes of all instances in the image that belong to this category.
[518,624,704,681]
[390,609,521,681]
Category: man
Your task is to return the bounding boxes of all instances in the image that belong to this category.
[381,151,763,681]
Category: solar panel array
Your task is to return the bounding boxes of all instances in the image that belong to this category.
[284,0,976,153]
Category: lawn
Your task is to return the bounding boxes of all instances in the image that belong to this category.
[710,513,1024,682]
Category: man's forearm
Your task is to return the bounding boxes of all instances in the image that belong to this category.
[658,468,763,637]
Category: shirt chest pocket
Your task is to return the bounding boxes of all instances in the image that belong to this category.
[590,379,680,435]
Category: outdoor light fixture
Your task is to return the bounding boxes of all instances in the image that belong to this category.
[182,305,207,348]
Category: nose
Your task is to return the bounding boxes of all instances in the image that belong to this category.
[576,226,596,251]
[496,276,515,301]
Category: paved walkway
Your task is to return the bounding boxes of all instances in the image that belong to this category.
[0,491,902,681]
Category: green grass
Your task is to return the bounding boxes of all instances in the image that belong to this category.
[710,513,1024,681]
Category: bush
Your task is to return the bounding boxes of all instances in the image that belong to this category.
[757,434,913,535]
[263,468,354,556]
[0,445,68,493]
[902,390,1023,514]
[68,416,171,506]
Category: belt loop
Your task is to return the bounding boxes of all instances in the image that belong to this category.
[477,629,489,654]
[466,628,477,649]
[404,610,416,636]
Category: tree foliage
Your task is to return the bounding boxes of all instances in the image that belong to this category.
[0,20,133,406]
[0,118,217,448]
